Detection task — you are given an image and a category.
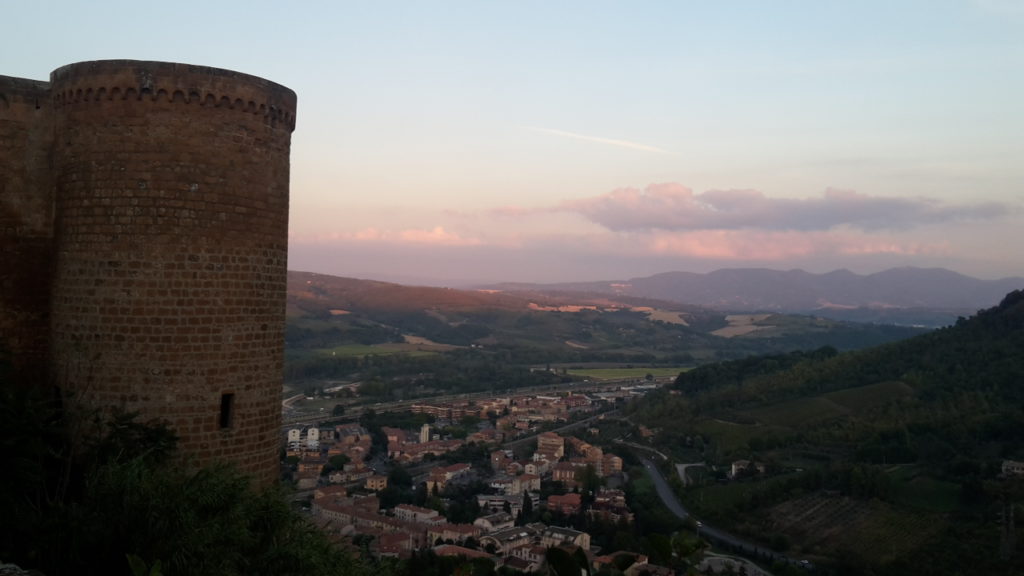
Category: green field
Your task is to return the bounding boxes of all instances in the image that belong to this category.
[692,418,788,453]
[887,466,960,512]
[764,493,947,562]
[313,343,439,357]
[684,472,802,520]
[736,380,915,428]
[742,396,848,427]
[823,380,914,411]
[566,367,690,380]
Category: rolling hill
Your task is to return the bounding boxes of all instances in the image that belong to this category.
[284,271,929,385]
[489,266,1024,327]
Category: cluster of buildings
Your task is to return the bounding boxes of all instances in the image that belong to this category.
[287,385,676,572]
[304,425,642,571]
[310,484,657,573]
[427,462,473,493]
[496,393,595,431]
[588,488,634,525]
[311,487,597,572]
[411,391,597,437]
[490,432,623,492]
[288,423,376,489]
[382,423,466,464]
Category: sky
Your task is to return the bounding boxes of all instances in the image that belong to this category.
[5,1,1024,285]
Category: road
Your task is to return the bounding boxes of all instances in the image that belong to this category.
[640,458,794,568]
[614,438,668,461]
[642,459,691,520]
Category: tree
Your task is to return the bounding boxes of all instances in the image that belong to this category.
[545,547,591,576]
[770,533,790,553]
[576,464,602,499]
[612,530,640,553]
[671,532,698,561]
[378,485,403,510]
[388,464,412,489]
[360,408,377,426]
[469,557,496,576]
[331,404,345,417]
[645,533,673,566]
[519,491,534,524]
[321,453,352,476]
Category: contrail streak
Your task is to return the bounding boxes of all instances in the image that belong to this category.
[526,126,668,154]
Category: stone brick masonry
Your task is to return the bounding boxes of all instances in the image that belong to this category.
[0,60,296,486]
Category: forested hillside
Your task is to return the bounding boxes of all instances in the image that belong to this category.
[671,289,1024,458]
[625,290,1024,574]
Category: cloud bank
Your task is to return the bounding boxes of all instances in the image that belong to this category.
[552,183,1009,232]
[290,183,1020,283]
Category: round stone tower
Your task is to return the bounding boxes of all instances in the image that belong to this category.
[48,60,296,485]
[0,74,54,380]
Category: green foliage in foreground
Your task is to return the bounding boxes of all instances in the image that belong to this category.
[62,459,364,576]
[0,364,373,576]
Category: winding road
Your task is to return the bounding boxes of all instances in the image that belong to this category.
[640,458,797,568]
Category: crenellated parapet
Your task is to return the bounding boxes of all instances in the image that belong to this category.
[49,60,296,130]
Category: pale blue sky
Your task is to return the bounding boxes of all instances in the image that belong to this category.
[5,1,1023,284]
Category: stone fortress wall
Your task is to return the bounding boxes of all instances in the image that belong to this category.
[0,60,296,485]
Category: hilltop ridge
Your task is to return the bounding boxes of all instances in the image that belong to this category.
[487,266,1023,327]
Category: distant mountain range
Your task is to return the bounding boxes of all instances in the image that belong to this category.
[487,267,1024,327]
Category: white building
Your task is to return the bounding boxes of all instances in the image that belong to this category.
[307,427,320,450]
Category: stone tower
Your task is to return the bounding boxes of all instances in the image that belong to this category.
[1,60,297,485]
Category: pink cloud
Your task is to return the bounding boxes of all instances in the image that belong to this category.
[645,229,950,261]
[551,183,1010,232]
[352,228,385,241]
[290,226,481,247]
[398,226,481,246]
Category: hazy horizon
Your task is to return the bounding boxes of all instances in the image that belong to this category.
[7,2,1024,284]
[286,261,1024,290]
